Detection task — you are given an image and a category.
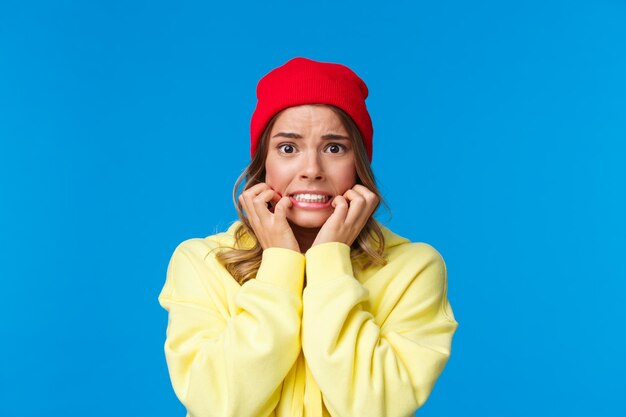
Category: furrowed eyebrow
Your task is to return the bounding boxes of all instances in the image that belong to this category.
[321,134,350,140]
[271,132,350,140]
[272,132,302,139]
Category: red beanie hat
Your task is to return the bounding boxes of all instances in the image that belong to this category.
[250,57,374,161]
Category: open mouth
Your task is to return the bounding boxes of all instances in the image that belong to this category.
[289,193,332,203]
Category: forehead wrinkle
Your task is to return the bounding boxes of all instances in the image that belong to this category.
[270,132,350,143]
[271,107,348,138]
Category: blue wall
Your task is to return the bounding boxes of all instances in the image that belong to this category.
[1,1,624,415]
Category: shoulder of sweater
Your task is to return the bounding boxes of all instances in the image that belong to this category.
[377,221,445,264]
[172,221,244,260]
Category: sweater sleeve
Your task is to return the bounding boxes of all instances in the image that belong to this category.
[158,239,305,417]
[302,242,458,417]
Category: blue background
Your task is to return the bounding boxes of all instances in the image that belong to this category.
[1,0,625,415]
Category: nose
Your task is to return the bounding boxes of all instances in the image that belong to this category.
[299,151,324,181]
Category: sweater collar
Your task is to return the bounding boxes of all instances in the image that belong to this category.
[224,219,409,250]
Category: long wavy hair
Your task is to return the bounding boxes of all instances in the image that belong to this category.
[216,104,387,285]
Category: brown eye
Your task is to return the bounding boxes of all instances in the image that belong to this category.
[326,143,345,154]
[279,144,295,154]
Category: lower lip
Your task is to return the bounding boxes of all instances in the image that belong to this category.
[289,197,332,210]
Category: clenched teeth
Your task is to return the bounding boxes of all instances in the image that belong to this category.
[291,193,331,203]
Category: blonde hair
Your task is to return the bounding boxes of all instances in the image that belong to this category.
[216,105,387,285]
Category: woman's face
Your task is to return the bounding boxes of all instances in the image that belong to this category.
[265,105,357,229]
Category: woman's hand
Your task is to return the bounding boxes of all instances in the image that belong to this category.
[239,183,300,252]
[312,184,379,248]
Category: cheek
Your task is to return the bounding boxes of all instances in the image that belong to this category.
[335,162,358,192]
[264,158,289,192]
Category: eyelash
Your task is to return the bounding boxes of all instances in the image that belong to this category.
[277,143,297,154]
[276,143,347,154]
[325,143,346,154]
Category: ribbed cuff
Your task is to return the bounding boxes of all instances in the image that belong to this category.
[256,248,305,295]
[305,242,353,285]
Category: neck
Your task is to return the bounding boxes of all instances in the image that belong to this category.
[289,221,320,253]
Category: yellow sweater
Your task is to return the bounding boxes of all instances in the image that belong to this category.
[158,222,458,417]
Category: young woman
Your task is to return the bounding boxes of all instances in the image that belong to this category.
[158,57,458,417]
